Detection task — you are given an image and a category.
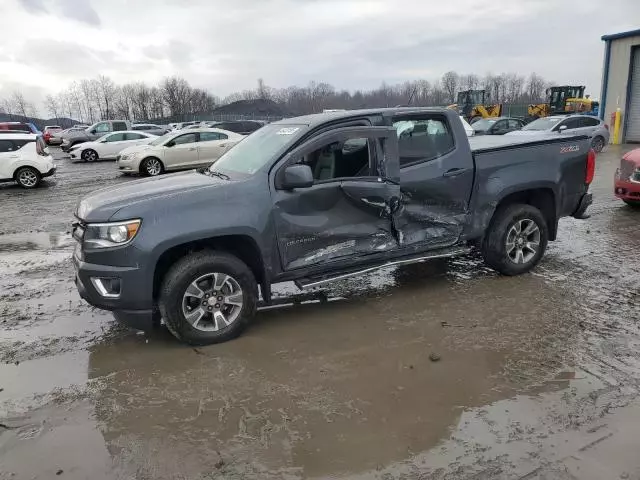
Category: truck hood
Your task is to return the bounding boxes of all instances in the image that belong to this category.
[76,171,227,222]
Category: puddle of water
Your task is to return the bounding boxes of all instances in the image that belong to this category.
[0,231,73,252]
[0,351,89,417]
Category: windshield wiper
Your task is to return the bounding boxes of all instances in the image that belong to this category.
[207,170,230,180]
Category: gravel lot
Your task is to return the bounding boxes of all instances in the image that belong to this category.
[0,145,639,479]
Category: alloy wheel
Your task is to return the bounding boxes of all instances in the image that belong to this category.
[505,218,540,264]
[17,169,38,188]
[146,158,162,176]
[181,272,244,331]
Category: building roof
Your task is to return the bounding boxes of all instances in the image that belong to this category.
[601,29,640,41]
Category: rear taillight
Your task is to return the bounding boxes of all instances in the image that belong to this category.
[585,148,595,185]
[36,138,46,156]
[604,124,609,130]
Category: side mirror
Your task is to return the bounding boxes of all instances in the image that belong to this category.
[165,140,175,147]
[90,129,97,134]
[282,164,313,189]
[558,125,568,133]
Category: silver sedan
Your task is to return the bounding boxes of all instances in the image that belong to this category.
[507,115,610,152]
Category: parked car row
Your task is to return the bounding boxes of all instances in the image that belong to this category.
[60,126,245,177]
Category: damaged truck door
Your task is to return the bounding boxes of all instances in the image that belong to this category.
[392,113,474,248]
[272,126,401,270]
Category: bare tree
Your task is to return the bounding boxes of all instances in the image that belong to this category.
[504,73,525,102]
[1,97,14,115]
[441,71,459,103]
[11,91,37,118]
[79,79,96,123]
[460,74,480,91]
[97,75,117,119]
[161,76,193,118]
[256,78,270,99]
[44,94,60,119]
[525,73,547,103]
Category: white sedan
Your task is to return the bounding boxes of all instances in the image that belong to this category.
[117,128,244,176]
[69,131,157,162]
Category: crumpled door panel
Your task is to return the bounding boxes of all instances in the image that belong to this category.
[275,182,397,271]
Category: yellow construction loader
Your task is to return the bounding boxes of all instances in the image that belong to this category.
[527,86,599,119]
[450,90,502,123]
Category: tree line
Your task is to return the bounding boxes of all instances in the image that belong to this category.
[0,71,553,124]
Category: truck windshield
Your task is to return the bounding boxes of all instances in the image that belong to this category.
[211,124,308,175]
[522,117,562,131]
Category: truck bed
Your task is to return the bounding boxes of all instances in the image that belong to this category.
[468,133,589,154]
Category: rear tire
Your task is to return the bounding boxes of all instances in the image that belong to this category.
[14,167,41,189]
[159,251,258,345]
[141,157,163,176]
[481,204,548,276]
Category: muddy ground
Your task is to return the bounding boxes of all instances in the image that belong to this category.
[0,146,639,480]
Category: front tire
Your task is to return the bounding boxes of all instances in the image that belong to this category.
[159,251,258,345]
[81,149,98,162]
[15,167,41,189]
[623,200,640,209]
[482,204,548,276]
[141,157,164,176]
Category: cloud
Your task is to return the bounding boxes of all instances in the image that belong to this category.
[17,0,47,14]
[3,0,640,106]
[18,0,100,25]
[56,0,100,26]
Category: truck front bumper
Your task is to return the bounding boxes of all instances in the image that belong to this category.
[73,249,156,330]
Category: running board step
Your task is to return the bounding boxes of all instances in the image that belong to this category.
[294,246,470,290]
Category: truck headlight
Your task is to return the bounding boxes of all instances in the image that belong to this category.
[84,219,141,248]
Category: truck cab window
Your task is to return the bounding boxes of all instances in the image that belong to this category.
[94,122,110,133]
[394,118,454,167]
[300,137,372,182]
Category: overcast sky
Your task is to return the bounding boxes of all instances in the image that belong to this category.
[1,0,639,112]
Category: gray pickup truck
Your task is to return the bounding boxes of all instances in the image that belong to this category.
[73,108,594,345]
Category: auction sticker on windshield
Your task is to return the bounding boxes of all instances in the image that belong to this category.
[276,127,300,135]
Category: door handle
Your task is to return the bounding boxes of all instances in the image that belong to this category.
[188,147,197,151]
[443,168,468,178]
[219,144,227,148]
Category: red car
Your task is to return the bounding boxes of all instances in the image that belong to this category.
[614,148,640,208]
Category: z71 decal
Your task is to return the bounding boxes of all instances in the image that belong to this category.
[560,145,580,153]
